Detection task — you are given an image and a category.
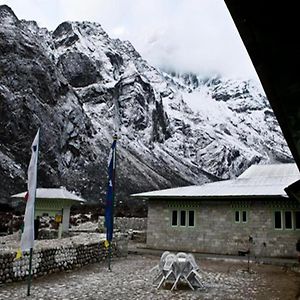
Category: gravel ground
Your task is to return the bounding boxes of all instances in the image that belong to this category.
[0,254,299,300]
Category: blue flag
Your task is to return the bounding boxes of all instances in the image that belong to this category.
[105,138,117,242]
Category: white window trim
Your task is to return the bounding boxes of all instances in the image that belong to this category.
[284,211,293,230]
[171,209,195,228]
[274,210,283,230]
[295,211,300,230]
[180,210,187,227]
[242,210,248,223]
[234,211,240,223]
[171,210,178,227]
[188,210,195,227]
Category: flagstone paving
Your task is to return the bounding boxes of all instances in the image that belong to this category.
[0,254,299,299]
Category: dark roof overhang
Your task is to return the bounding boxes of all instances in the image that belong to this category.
[224,0,300,170]
[285,179,300,203]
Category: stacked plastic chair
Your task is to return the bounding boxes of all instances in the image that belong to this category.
[156,253,177,289]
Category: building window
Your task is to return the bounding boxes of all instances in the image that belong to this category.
[274,211,282,229]
[242,211,247,223]
[180,210,186,226]
[295,211,300,229]
[172,210,178,226]
[284,211,292,229]
[235,211,240,223]
[188,211,195,227]
[171,210,195,227]
[234,210,248,223]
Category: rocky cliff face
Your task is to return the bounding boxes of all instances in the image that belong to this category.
[0,5,293,212]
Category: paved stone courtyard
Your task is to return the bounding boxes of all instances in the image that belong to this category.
[0,254,299,300]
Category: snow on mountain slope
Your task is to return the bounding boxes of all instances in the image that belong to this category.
[35,19,295,181]
[160,72,291,178]
[0,5,293,210]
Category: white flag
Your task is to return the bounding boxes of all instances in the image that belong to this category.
[21,129,39,251]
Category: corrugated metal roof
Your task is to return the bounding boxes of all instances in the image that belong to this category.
[132,163,300,199]
[11,187,85,202]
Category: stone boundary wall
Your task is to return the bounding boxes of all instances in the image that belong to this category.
[0,237,127,284]
[98,217,147,231]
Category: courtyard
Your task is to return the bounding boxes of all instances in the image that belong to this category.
[0,253,299,300]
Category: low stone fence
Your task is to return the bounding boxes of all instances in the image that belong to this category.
[0,236,127,284]
[98,217,147,232]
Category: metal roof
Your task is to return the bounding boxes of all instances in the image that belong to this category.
[132,163,300,199]
[11,187,86,202]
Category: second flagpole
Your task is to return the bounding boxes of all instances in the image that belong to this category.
[107,134,117,271]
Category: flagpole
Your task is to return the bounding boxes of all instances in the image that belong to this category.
[27,182,37,296]
[27,187,37,297]
[108,241,112,271]
[108,134,117,271]
[105,91,119,271]
[27,248,33,296]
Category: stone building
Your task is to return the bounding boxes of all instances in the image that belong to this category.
[132,163,300,258]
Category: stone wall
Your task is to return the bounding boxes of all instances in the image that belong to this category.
[147,199,300,258]
[98,217,147,232]
[0,236,127,284]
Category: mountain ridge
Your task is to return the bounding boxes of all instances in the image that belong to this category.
[0,6,293,213]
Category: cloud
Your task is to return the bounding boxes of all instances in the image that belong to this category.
[0,0,258,79]
[111,26,127,37]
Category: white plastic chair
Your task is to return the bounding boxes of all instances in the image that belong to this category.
[185,254,203,289]
[171,255,195,291]
[157,253,176,289]
[176,252,188,260]
[187,253,199,271]
[151,251,170,284]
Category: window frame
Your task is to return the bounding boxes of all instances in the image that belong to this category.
[171,210,178,227]
[180,210,186,227]
[274,210,283,230]
[234,211,240,223]
[295,211,300,230]
[188,210,195,227]
[284,211,293,230]
[170,209,195,228]
[242,210,248,223]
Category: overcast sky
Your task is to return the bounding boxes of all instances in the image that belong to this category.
[0,0,259,80]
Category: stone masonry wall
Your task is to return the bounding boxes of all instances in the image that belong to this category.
[0,236,127,284]
[147,199,300,258]
[98,217,147,232]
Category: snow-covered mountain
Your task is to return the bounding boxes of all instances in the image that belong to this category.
[161,72,290,178]
[0,5,293,212]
